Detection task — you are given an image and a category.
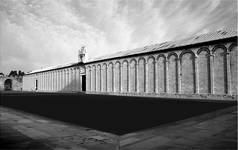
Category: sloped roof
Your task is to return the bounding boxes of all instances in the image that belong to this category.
[88,29,237,63]
[27,29,237,75]
[27,62,78,74]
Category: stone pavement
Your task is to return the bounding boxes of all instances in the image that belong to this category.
[0,107,119,150]
[0,105,237,150]
[120,105,237,150]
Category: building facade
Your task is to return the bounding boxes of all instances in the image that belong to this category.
[23,30,237,100]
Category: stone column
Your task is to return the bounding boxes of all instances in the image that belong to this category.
[72,68,76,91]
[43,73,45,91]
[76,67,80,91]
[48,72,50,91]
[67,69,69,91]
[51,71,53,92]
[154,60,158,93]
[135,62,137,93]
[65,68,69,91]
[58,70,60,91]
[105,65,107,92]
[60,70,62,91]
[119,65,122,92]
[53,71,56,92]
[46,72,47,91]
[68,68,71,91]
[47,72,50,92]
[55,71,58,91]
[44,73,46,91]
[225,51,231,95]
[56,71,58,91]
[57,70,60,92]
[145,61,148,93]
[165,60,168,93]
[41,73,43,91]
[53,71,55,92]
[63,70,66,91]
[48,72,50,92]
[194,56,199,94]
[59,70,62,91]
[128,63,131,93]
[177,58,181,94]
[209,54,214,94]
[74,68,76,91]
[38,74,41,91]
[52,71,54,92]
[69,68,72,91]
[75,68,77,91]
[41,73,42,91]
[59,69,63,91]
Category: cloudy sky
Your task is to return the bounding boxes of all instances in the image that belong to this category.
[0,0,237,74]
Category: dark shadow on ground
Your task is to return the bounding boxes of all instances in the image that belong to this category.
[0,122,52,150]
[0,91,236,135]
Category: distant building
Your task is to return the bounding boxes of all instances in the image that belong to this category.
[0,76,23,91]
[22,29,237,100]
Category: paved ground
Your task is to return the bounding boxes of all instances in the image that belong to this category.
[0,107,119,150]
[0,105,237,150]
[120,105,237,150]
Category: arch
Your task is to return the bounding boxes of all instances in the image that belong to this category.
[197,47,211,55]
[212,45,228,94]
[157,54,166,60]
[157,55,166,93]
[167,52,178,60]
[229,43,237,95]
[4,79,12,90]
[147,56,156,93]
[114,61,121,92]
[212,44,227,53]
[180,50,196,94]
[179,49,196,60]
[129,59,137,92]
[167,53,178,93]
[96,64,101,92]
[107,62,113,92]
[122,60,129,92]
[101,63,107,92]
[197,47,211,94]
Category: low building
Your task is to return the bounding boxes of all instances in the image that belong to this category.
[23,29,237,100]
[0,76,23,91]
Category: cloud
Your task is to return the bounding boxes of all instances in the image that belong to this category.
[0,0,237,74]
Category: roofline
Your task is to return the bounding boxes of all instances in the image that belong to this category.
[85,36,237,65]
[24,62,85,76]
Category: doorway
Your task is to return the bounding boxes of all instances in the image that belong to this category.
[82,75,86,91]
[35,79,38,91]
[4,79,12,90]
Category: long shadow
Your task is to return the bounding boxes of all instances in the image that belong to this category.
[0,91,236,135]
